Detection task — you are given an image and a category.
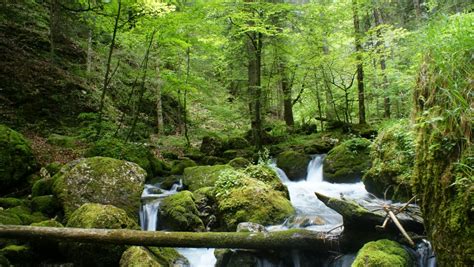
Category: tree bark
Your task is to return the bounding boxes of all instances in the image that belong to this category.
[279,59,294,128]
[352,0,366,124]
[373,7,390,119]
[0,226,343,251]
[183,46,191,147]
[155,65,164,136]
[247,32,263,150]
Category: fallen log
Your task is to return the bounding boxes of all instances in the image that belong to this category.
[0,225,344,251]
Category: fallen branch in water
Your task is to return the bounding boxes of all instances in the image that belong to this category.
[0,225,344,251]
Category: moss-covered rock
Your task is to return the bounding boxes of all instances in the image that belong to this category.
[303,138,335,154]
[157,175,182,190]
[52,157,146,219]
[201,156,228,166]
[228,157,251,168]
[226,136,251,150]
[0,244,33,266]
[363,121,415,201]
[31,177,55,197]
[200,135,224,156]
[323,138,371,183]
[31,195,61,217]
[222,149,254,160]
[148,247,189,266]
[276,151,311,181]
[0,124,38,194]
[0,197,27,209]
[120,246,162,267]
[64,203,138,266]
[170,158,197,175]
[214,169,295,231]
[30,219,64,227]
[0,206,47,225]
[85,137,165,178]
[183,164,233,191]
[45,161,63,176]
[158,191,204,231]
[244,164,289,199]
[352,239,412,267]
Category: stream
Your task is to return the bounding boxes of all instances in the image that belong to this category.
[140,155,436,267]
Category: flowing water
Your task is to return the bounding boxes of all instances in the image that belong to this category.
[139,155,435,267]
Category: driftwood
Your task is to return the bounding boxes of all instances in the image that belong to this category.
[0,225,345,251]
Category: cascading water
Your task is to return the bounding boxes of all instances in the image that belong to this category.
[139,155,435,267]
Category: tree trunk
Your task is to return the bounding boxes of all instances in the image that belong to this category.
[155,65,164,136]
[247,32,263,150]
[97,0,121,138]
[183,46,191,147]
[279,59,294,128]
[373,7,390,119]
[413,0,421,18]
[86,29,93,73]
[352,0,366,124]
[0,226,343,251]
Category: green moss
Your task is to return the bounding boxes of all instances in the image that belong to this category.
[226,137,250,150]
[64,203,139,266]
[0,245,33,265]
[45,161,62,176]
[228,157,251,168]
[200,135,224,156]
[52,157,146,219]
[120,246,162,267]
[214,169,295,231]
[85,137,165,178]
[30,219,63,227]
[31,177,55,197]
[323,138,371,183]
[170,158,197,175]
[31,195,61,217]
[352,239,412,267]
[276,151,311,180]
[0,124,38,194]
[363,120,415,201]
[0,254,10,266]
[148,247,188,266]
[159,191,204,231]
[183,164,233,191]
[0,206,47,225]
[244,164,289,198]
[201,156,228,166]
[0,197,27,209]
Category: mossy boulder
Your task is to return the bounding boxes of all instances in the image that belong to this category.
[31,177,55,197]
[45,161,62,176]
[226,137,251,150]
[170,158,197,175]
[201,156,228,166]
[120,246,162,267]
[0,245,33,266]
[85,137,165,179]
[0,206,47,225]
[214,169,295,231]
[30,195,61,217]
[30,219,64,227]
[276,151,311,181]
[0,124,38,194]
[158,191,204,231]
[0,197,27,209]
[303,138,335,154]
[352,239,412,267]
[64,203,139,266]
[228,157,251,168]
[363,121,415,201]
[200,135,224,156]
[323,138,371,183]
[222,149,253,160]
[244,164,289,199]
[52,157,146,219]
[183,165,233,191]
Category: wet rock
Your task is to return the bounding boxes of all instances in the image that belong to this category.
[236,222,267,233]
[64,203,138,266]
[363,120,415,201]
[323,138,371,183]
[276,151,311,181]
[0,124,38,194]
[159,191,204,232]
[52,157,146,219]
[352,239,413,267]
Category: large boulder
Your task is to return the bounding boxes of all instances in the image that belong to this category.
[65,203,138,266]
[352,239,413,267]
[244,164,289,199]
[200,135,224,156]
[276,151,311,181]
[323,138,371,183]
[0,124,38,194]
[214,169,295,231]
[119,246,162,267]
[158,191,204,232]
[170,158,197,175]
[52,157,146,219]
[183,165,233,191]
[85,137,166,179]
[363,121,415,201]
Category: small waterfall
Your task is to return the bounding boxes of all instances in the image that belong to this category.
[306,155,324,183]
[416,239,436,267]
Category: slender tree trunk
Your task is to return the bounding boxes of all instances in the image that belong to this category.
[97,0,121,138]
[155,65,164,136]
[247,32,263,150]
[352,0,366,124]
[413,0,421,18]
[279,59,294,128]
[373,7,390,119]
[86,29,93,73]
[314,73,324,131]
[183,46,191,147]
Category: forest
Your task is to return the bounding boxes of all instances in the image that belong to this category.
[0,0,472,266]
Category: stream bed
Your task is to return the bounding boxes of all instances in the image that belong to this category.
[139,155,435,267]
